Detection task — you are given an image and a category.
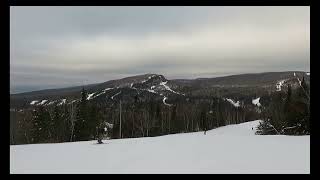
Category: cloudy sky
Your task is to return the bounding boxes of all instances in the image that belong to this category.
[10,6,310,94]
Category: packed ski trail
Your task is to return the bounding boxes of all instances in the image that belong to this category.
[10,120,309,174]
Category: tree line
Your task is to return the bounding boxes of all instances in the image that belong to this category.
[10,88,261,145]
[256,76,310,135]
[11,77,309,145]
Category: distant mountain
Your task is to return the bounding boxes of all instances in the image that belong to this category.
[10,71,309,109]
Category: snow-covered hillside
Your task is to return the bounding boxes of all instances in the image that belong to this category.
[10,120,310,174]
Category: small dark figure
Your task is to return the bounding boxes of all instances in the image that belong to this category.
[97,127,105,144]
[252,127,253,130]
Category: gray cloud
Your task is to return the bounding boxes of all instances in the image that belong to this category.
[10,6,310,93]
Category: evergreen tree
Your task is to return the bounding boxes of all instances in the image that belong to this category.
[74,88,90,141]
[31,106,52,143]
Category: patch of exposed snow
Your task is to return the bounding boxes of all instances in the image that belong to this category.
[151,86,156,89]
[163,96,172,106]
[37,100,48,106]
[297,77,302,86]
[148,75,156,80]
[160,81,168,86]
[104,88,114,91]
[111,91,121,100]
[57,99,66,106]
[87,93,95,100]
[94,92,105,98]
[225,98,240,107]
[46,101,57,106]
[30,100,39,105]
[94,89,113,98]
[294,72,296,77]
[105,122,114,129]
[252,97,261,107]
[306,72,310,76]
[68,100,78,104]
[147,89,157,94]
[276,80,286,91]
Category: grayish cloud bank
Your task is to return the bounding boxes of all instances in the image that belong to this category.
[10,6,310,93]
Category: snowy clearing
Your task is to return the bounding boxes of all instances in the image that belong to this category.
[10,120,309,174]
[252,97,261,107]
[30,100,39,105]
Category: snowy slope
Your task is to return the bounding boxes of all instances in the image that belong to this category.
[10,120,310,174]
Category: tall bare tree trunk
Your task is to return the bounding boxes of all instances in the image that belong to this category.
[69,103,75,142]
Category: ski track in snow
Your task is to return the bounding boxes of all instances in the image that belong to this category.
[10,120,310,174]
[163,96,172,106]
[111,91,121,100]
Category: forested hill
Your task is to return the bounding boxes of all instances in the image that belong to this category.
[10,71,309,109]
[10,71,310,145]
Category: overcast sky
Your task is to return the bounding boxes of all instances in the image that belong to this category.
[10,6,310,94]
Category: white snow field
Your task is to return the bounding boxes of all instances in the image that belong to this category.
[10,120,309,174]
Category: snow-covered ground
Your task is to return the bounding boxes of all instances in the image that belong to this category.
[10,120,310,174]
